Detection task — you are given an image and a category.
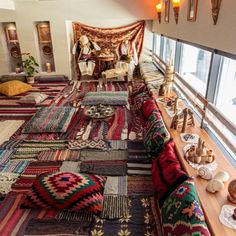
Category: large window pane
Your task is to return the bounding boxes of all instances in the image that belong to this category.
[179,44,211,96]
[215,57,236,126]
[162,37,176,64]
[155,34,161,56]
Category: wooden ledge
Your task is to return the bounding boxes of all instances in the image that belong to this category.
[156,96,236,236]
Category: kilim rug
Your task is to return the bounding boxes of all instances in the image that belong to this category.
[0,160,29,174]
[62,106,128,141]
[21,161,62,176]
[127,163,152,176]
[105,81,128,91]
[0,149,14,165]
[0,81,68,120]
[11,140,67,160]
[24,219,90,236]
[55,195,129,220]
[80,150,127,161]
[0,192,59,236]
[59,161,80,173]
[0,139,23,150]
[127,176,154,195]
[11,162,62,193]
[37,149,80,161]
[127,140,151,164]
[80,160,127,176]
[106,140,127,150]
[104,176,127,195]
[90,196,159,236]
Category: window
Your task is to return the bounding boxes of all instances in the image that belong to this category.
[155,34,161,56]
[179,44,212,96]
[162,37,176,64]
[215,57,236,127]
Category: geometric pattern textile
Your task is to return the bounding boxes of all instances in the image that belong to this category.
[161,178,211,236]
[144,110,170,156]
[68,139,108,150]
[21,172,107,214]
[23,106,76,133]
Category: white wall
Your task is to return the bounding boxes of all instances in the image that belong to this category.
[152,0,236,55]
[0,0,156,77]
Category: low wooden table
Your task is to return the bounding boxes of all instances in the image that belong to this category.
[97,55,115,77]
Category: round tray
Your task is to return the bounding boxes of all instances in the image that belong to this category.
[85,105,115,119]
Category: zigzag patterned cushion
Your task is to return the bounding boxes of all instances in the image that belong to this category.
[21,172,107,214]
[161,178,211,236]
[23,106,75,133]
[144,110,170,156]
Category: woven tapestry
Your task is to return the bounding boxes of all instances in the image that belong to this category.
[72,21,145,59]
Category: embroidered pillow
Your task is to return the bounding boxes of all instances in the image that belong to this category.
[23,106,75,133]
[21,172,107,214]
[152,140,188,207]
[18,93,48,104]
[141,98,159,119]
[161,178,211,236]
[0,80,32,96]
[144,110,170,156]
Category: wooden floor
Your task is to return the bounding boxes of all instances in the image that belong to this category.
[0,120,24,145]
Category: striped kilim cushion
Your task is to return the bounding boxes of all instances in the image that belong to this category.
[21,172,107,214]
[82,91,128,106]
[23,106,76,133]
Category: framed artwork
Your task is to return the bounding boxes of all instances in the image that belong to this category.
[187,0,198,22]
[37,24,51,43]
[6,28,18,43]
[164,0,170,23]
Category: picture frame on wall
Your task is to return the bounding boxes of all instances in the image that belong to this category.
[6,28,18,43]
[164,0,170,23]
[37,23,51,43]
[187,0,198,22]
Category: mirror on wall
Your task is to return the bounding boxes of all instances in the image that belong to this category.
[35,21,55,73]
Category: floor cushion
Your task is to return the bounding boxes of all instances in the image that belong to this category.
[141,98,159,118]
[144,111,170,156]
[82,91,128,106]
[161,178,211,236]
[0,74,27,83]
[21,172,107,214]
[152,140,189,207]
[0,80,32,96]
[17,93,48,104]
[23,106,75,133]
[35,75,68,83]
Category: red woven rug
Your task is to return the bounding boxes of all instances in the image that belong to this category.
[0,82,68,120]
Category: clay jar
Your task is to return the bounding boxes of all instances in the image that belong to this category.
[228,179,236,204]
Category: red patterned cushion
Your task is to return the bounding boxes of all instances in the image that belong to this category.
[132,82,146,96]
[21,172,106,214]
[133,91,151,111]
[152,140,188,207]
[161,178,211,236]
[141,99,159,118]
